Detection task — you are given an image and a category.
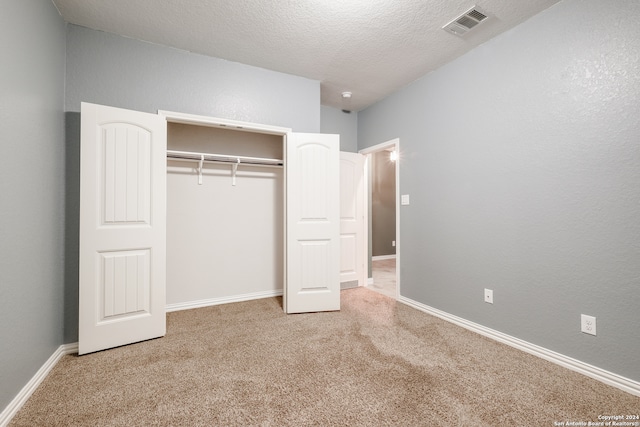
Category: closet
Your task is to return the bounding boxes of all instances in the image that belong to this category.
[165,121,285,309]
[78,103,340,355]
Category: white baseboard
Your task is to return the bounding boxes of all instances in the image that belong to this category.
[0,342,78,427]
[367,277,374,285]
[398,296,640,397]
[166,290,283,312]
[372,254,396,261]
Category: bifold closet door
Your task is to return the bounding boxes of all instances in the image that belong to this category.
[78,102,167,355]
[285,133,340,313]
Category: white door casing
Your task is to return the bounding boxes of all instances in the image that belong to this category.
[285,133,341,313]
[79,102,167,355]
[339,152,365,287]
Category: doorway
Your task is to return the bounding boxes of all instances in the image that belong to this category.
[360,139,400,299]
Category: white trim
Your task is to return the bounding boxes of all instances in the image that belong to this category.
[393,138,400,300]
[367,277,374,286]
[399,296,640,397]
[158,110,291,136]
[359,138,400,155]
[0,343,78,427]
[166,290,283,313]
[372,254,397,261]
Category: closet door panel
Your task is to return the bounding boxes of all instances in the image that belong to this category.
[101,124,151,224]
[286,133,340,313]
[79,102,166,355]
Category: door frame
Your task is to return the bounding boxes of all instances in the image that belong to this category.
[359,138,400,299]
[159,109,293,306]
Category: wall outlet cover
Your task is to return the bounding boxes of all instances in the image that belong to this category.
[581,314,596,336]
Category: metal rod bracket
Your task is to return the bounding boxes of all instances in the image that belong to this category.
[198,154,204,185]
[231,158,240,186]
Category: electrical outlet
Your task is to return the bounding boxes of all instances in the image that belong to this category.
[581,314,596,336]
[392,240,396,247]
[484,289,493,304]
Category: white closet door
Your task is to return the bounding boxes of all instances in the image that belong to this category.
[79,102,167,355]
[339,152,365,286]
[285,133,340,313]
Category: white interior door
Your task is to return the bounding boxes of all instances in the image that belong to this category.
[79,102,167,355]
[285,133,340,313]
[340,152,365,287]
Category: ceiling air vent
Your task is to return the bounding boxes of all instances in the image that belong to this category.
[443,6,490,37]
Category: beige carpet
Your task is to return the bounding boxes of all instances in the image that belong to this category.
[10,288,639,426]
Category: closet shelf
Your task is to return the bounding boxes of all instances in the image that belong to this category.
[166,149,283,166]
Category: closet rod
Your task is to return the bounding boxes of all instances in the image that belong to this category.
[166,149,283,166]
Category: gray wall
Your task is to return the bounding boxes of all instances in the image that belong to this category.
[0,0,67,411]
[320,105,358,152]
[371,151,396,257]
[358,0,640,382]
[66,25,320,132]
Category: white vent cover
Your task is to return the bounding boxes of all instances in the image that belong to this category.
[443,6,490,36]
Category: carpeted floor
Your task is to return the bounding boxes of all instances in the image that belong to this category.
[10,288,639,426]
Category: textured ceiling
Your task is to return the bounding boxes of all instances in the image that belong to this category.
[52,0,560,111]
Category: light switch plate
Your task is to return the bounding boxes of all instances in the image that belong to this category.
[401,194,410,205]
[484,289,493,304]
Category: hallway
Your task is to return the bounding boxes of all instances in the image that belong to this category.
[368,258,396,299]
